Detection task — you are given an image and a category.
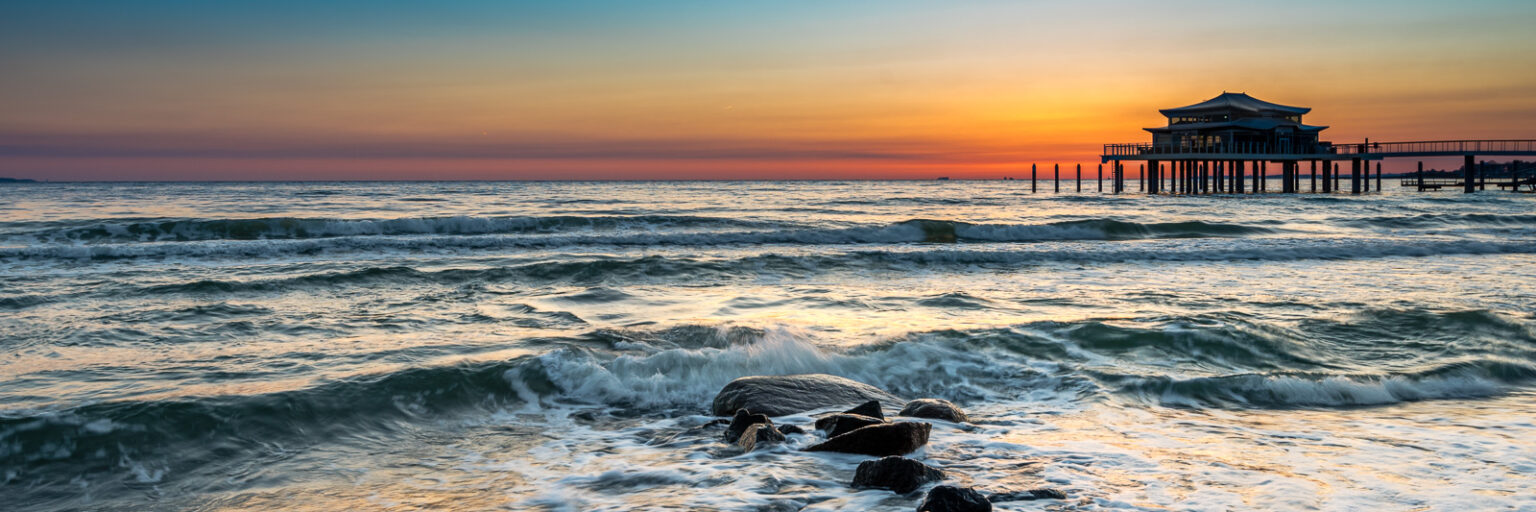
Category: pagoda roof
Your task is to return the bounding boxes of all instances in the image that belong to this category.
[1144,118,1327,133]
[1159,92,1311,116]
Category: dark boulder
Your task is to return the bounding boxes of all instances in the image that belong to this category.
[711,374,901,417]
[899,398,968,423]
[804,421,931,457]
[736,423,786,452]
[917,486,991,512]
[851,456,945,494]
[815,413,885,438]
[843,399,884,420]
[724,409,773,442]
[778,424,807,436]
[989,488,1067,502]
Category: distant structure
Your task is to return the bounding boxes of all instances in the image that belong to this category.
[1099,92,1536,194]
[1147,93,1326,156]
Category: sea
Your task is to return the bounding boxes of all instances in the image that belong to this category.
[2,180,1534,511]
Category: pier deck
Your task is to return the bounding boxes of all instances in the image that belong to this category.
[1099,139,1536,194]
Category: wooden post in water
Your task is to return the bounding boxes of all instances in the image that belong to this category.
[1031,164,1037,193]
[1417,161,1425,191]
[1183,161,1190,194]
[1375,162,1382,192]
[1351,158,1362,194]
[1054,164,1060,193]
[1098,164,1103,192]
[1310,161,1317,193]
[1139,164,1145,192]
[1235,161,1245,194]
[1334,162,1340,191]
[1076,164,1081,193]
[1203,161,1211,194]
[1464,154,1476,193]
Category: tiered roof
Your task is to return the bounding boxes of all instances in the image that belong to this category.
[1158,92,1310,116]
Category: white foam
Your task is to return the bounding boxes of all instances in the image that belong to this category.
[507,326,1043,412]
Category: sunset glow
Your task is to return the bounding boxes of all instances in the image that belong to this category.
[4,0,1535,180]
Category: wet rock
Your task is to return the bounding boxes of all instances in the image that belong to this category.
[815,413,885,438]
[724,409,773,442]
[804,421,931,457]
[843,399,884,420]
[736,423,786,452]
[989,488,1067,502]
[711,374,901,417]
[917,485,991,512]
[778,424,807,436]
[851,456,945,494]
[899,398,968,423]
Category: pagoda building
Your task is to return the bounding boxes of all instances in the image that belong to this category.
[1146,92,1327,154]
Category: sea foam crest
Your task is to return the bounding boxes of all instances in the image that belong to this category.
[1121,360,1536,408]
[507,327,1040,411]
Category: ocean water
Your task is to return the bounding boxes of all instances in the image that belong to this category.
[2,180,1534,511]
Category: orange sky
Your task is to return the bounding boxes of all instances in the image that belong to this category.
[3,1,1535,180]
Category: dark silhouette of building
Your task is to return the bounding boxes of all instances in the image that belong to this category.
[1146,92,1327,154]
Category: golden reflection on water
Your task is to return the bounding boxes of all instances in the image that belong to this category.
[1000,392,1536,509]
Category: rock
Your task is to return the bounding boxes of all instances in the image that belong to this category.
[724,409,773,443]
[815,413,885,438]
[736,423,786,452]
[778,424,807,436]
[989,488,1067,502]
[804,421,931,457]
[843,399,884,420]
[851,456,945,494]
[899,398,968,423]
[711,374,902,417]
[917,485,992,512]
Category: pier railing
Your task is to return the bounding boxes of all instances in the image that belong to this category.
[1102,142,1332,157]
[1105,139,1536,158]
[1332,140,1536,155]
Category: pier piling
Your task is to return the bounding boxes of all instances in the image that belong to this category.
[1464,155,1475,193]
[1351,158,1362,194]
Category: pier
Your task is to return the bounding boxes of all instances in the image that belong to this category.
[1094,93,1536,194]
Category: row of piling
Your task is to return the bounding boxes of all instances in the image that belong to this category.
[1023,160,1389,194]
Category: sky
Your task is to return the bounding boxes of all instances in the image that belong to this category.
[2,0,1535,181]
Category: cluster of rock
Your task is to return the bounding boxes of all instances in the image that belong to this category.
[710,374,1065,511]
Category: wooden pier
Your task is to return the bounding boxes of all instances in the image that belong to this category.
[1100,139,1536,194]
[1092,94,1536,194]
